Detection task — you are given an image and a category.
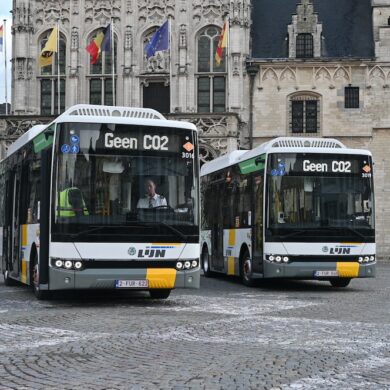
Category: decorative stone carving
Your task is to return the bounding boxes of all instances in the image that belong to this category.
[124,26,133,51]
[85,0,121,25]
[193,0,225,24]
[288,0,322,58]
[179,24,187,49]
[232,53,240,76]
[199,142,219,164]
[144,52,170,73]
[138,0,175,25]
[71,27,79,51]
[72,0,79,15]
[35,0,71,27]
[369,66,387,86]
[230,0,251,27]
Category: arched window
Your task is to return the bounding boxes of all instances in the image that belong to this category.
[39,30,66,115]
[196,26,226,113]
[88,30,117,106]
[289,93,320,134]
[296,33,313,58]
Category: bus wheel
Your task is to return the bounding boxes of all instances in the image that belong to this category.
[240,250,256,287]
[202,247,212,277]
[3,270,17,286]
[330,278,351,288]
[149,289,171,299]
[31,254,51,300]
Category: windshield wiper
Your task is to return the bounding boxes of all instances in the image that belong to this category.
[140,221,188,241]
[271,229,309,239]
[70,224,142,239]
[334,226,366,240]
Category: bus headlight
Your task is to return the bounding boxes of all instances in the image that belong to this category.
[74,261,83,270]
[364,256,370,262]
[358,257,364,263]
[64,261,73,269]
[370,256,375,262]
[184,261,191,269]
[275,256,282,263]
[268,255,275,262]
[191,260,198,268]
[176,261,183,270]
[55,260,63,268]
[283,256,289,263]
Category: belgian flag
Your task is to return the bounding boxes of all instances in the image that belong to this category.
[86,25,111,64]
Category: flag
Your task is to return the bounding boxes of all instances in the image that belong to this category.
[39,27,58,67]
[215,21,228,66]
[0,25,3,52]
[86,25,111,65]
[145,20,169,59]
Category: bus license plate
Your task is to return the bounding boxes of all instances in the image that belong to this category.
[115,280,149,288]
[314,270,339,277]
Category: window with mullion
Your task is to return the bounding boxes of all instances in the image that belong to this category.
[40,31,66,115]
[296,33,313,58]
[197,26,226,113]
[89,33,117,106]
[345,87,359,109]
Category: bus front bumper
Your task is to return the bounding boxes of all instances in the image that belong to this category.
[263,261,376,279]
[48,266,200,290]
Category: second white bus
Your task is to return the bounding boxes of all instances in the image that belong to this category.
[200,137,375,287]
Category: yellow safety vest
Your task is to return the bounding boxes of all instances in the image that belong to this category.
[58,187,89,217]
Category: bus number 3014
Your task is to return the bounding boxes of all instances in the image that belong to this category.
[182,152,194,159]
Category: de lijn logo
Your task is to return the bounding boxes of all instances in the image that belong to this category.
[128,246,166,258]
[323,245,353,255]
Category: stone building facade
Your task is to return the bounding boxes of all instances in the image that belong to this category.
[249,0,390,258]
[9,0,252,162]
[3,0,390,258]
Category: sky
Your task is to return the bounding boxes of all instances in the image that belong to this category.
[0,0,12,104]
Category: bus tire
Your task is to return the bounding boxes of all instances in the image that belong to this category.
[31,253,51,300]
[329,278,351,288]
[240,249,256,287]
[3,270,17,286]
[149,289,171,299]
[201,246,213,277]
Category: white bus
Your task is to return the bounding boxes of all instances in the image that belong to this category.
[0,105,200,299]
[200,137,375,287]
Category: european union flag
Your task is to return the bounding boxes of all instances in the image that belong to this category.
[145,20,169,58]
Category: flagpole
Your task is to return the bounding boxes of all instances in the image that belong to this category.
[111,18,115,106]
[57,20,60,115]
[3,19,8,115]
[169,17,172,113]
[226,15,230,113]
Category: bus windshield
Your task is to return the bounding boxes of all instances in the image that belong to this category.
[266,153,374,240]
[52,122,199,242]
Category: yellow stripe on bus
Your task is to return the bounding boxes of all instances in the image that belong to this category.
[228,229,236,246]
[336,262,359,278]
[227,257,235,276]
[21,260,27,284]
[22,224,28,247]
[146,268,177,289]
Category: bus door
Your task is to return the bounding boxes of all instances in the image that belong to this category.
[252,170,264,273]
[5,168,21,276]
[211,182,224,270]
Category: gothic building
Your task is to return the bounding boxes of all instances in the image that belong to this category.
[9,0,251,162]
[3,0,390,257]
[249,0,390,258]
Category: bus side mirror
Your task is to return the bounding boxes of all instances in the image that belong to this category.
[44,129,54,140]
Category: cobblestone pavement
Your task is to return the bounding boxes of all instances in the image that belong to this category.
[0,265,389,390]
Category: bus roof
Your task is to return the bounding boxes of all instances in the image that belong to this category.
[5,105,197,158]
[201,137,372,176]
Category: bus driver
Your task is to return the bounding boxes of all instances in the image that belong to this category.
[137,178,167,209]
